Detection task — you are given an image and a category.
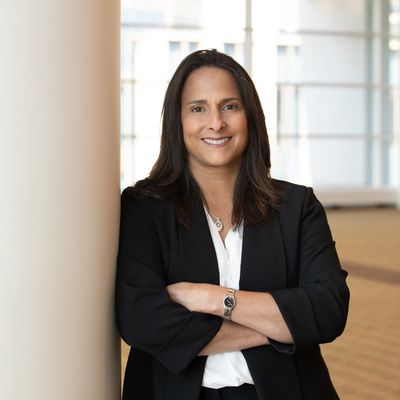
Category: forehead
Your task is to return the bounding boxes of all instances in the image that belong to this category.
[181,67,241,99]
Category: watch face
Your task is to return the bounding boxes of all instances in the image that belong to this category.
[224,296,235,308]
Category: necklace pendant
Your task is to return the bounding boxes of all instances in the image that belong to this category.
[215,219,223,232]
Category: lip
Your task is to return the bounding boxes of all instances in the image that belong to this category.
[202,137,232,146]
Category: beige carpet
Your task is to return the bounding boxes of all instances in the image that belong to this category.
[121,207,400,399]
[322,207,400,400]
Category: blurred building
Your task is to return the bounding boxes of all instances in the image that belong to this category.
[121,0,400,207]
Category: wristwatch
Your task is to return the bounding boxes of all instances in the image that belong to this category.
[223,288,236,320]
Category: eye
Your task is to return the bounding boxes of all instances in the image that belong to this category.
[191,105,204,113]
[222,103,239,111]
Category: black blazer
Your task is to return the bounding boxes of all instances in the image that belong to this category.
[116,180,349,400]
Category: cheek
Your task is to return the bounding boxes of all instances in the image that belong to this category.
[182,117,201,142]
[181,122,197,152]
[238,117,249,143]
[181,118,191,141]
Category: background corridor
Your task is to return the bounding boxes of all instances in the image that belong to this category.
[322,207,400,400]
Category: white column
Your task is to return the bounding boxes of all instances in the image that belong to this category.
[0,1,121,399]
[244,0,253,75]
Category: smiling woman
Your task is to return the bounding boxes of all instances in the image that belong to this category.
[132,50,281,229]
[116,49,349,400]
[181,67,248,176]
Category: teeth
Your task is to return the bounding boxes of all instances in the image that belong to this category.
[203,137,231,145]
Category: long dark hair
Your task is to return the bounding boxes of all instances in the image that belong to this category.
[135,49,281,226]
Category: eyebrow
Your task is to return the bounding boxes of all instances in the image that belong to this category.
[185,97,242,106]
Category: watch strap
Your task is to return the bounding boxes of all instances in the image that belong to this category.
[223,288,236,320]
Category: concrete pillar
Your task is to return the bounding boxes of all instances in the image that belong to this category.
[0,1,121,399]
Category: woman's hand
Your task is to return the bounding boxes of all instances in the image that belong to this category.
[166,283,270,355]
[166,282,225,314]
[166,282,293,344]
[198,320,269,355]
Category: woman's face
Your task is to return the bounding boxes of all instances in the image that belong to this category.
[180,67,248,175]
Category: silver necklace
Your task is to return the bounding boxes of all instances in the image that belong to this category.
[208,210,232,232]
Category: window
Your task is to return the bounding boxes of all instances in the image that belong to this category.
[121,0,399,205]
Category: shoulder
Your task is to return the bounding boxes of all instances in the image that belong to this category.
[121,186,148,211]
[273,179,311,206]
[121,185,175,222]
[123,178,164,199]
[122,185,171,207]
[273,179,309,197]
[270,181,334,252]
[272,179,324,220]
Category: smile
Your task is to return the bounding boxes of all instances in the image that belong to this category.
[202,137,232,145]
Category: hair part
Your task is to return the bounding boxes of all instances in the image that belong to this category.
[135,49,281,226]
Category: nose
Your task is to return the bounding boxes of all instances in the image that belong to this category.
[209,110,226,132]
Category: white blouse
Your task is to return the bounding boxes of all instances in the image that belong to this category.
[201,209,254,389]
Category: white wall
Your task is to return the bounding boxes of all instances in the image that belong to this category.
[0,1,121,398]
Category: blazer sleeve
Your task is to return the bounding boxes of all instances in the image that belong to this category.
[116,188,223,375]
[270,186,350,353]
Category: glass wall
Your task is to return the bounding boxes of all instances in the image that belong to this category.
[120,0,246,188]
[121,0,400,205]
[270,0,399,191]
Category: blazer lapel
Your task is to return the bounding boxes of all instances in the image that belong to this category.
[172,202,287,290]
[240,216,288,291]
[173,201,220,285]
[164,203,220,399]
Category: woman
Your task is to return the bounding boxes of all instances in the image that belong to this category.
[116,49,349,400]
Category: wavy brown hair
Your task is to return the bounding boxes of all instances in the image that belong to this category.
[135,49,281,226]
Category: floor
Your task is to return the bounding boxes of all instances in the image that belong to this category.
[322,207,400,400]
[121,207,400,399]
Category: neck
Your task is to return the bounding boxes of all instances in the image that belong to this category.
[189,164,238,215]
